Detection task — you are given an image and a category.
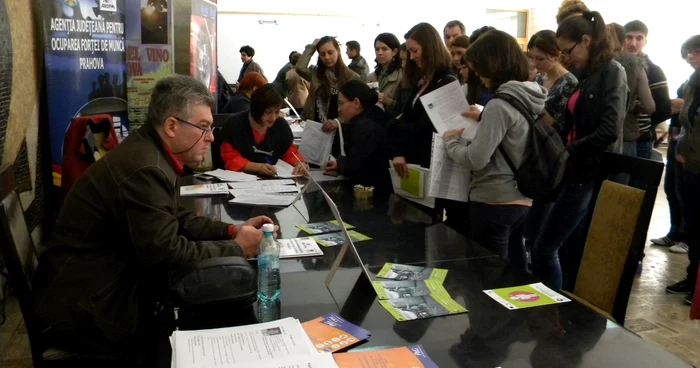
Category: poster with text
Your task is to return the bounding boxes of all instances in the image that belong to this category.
[42,0,127,183]
[190,0,217,94]
[125,0,173,132]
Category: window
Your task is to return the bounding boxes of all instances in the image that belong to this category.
[485,9,530,50]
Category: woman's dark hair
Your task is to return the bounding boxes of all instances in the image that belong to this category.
[556,0,590,25]
[527,30,560,57]
[556,11,615,70]
[373,33,402,76]
[469,26,496,44]
[682,35,700,59]
[249,84,284,122]
[450,35,471,50]
[403,23,453,87]
[315,36,354,97]
[465,26,496,90]
[400,43,406,51]
[339,80,379,109]
[465,30,530,92]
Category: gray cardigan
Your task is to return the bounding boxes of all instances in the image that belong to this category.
[444,81,547,203]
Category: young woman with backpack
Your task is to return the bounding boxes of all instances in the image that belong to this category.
[442,30,547,268]
[531,11,628,290]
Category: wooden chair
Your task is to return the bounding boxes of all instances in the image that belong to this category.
[0,165,129,367]
[566,153,663,324]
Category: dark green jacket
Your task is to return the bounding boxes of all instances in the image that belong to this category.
[33,126,243,344]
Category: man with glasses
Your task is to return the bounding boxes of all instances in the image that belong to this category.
[33,75,274,358]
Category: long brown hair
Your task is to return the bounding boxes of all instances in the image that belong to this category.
[315,36,354,96]
[556,11,615,71]
[465,30,530,92]
[403,23,453,87]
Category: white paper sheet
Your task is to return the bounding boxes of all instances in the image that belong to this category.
[234,353,337,368]
[205,169,259,182]
[428,134,470,203]
[229,185,299,194]
[420,80,479,139]
[298,120,335,166]
[274,160,302,178]
[170,318,318,368]
[388,162,435,209]
[180,183,230,197]
[227,180,296,189]
[229,192,297,207]
[278,237,324,258]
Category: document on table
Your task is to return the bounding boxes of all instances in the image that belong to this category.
[227,179,296,189]
[180,183,230,197]
[428,134,470,203]
[420,80,479,139]
[277,237,324,258]
[169,317,327,368]
[274,160,302,178]
[229,185,299,194]
[204,169,259,182]
[298,120,335,166]
[228,192,297,207]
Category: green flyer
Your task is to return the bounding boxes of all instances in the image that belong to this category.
[483,282,571,310]
[372,280,448,300]
[379,294,467,321]
[400,167,424,197]
[296,220,355,235]
[313,230,371,247]
[376,263,448,283]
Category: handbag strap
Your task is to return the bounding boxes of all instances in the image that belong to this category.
[491,92,535,174]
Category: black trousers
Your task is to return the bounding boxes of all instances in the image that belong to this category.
[681,168,700,286]
[469,202,529,269]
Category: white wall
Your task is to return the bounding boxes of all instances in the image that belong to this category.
[216,0,699,94]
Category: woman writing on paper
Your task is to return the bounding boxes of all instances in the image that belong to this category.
[296,36,360,156]
[442,30,546,268]
[220,84,307,176]
[367,33,404,118]
[323,80,391,191]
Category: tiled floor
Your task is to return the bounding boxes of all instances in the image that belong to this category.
[1,149,699,367]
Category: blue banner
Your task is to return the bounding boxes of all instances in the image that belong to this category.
[42,0,127,184]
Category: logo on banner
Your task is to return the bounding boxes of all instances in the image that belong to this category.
[100,0,117,11]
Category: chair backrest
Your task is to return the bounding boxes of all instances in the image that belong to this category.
[574,180,645,320]
[581,152,664,323]
[0,165,46,363]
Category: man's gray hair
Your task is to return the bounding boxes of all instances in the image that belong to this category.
[146,75,215,127]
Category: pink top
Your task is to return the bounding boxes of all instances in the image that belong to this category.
[566,90,581,145]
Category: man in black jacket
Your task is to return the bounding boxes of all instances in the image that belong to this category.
[624,20,672,159]
[33,75,274,357]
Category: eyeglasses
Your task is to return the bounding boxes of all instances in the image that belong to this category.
[173,117,214,137]
[562,40,580,56]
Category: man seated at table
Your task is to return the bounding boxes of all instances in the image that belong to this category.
[32,75,274,357]
[220,84,307,176]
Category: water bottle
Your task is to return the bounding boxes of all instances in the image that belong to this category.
[257,223,280,321]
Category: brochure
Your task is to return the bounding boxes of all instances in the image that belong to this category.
[296,220,356,235]
[378,294,468,321]
[333,345,438,368]
[179,183,229,197]
[278,238,324,259]
[313,230,371,247]
[301,313,371,353]
[483,282,571,310]
[372,280,448,300]
[376,263,448,283]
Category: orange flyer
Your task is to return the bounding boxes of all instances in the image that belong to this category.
[333,345,438,368]
[302,313,371,353]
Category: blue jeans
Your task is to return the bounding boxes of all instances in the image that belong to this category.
[636,140,653,159]
[615,142,639,185]
[532,181,595,290]
[665,140,684,241]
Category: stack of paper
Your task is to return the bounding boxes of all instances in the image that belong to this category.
[483,282,571,310]
[374,263,467,321]
[180,183,229,197]
[169,318,337,368]
[204,169,259,182]
[277,238,324,258]
[229,192,298,207]
[301,313,371,353]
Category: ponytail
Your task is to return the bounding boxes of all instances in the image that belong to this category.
[556,10,615,70]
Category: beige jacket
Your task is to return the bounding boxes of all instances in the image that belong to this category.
[296,44,360,122]
[285,68,310,109]
[367,68,403,112]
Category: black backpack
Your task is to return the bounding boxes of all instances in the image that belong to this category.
[491,93,569,201]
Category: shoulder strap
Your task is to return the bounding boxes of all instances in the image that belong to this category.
[490,92,534,174]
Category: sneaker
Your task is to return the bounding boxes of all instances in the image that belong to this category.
[685,292,695,306]
[666,279,694,294]
[669,242,689,254]
[651,236,676,246]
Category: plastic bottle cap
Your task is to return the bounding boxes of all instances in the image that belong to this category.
[262,223,275,233]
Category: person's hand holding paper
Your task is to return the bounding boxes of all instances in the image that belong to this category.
[461,105,481,122]
[392,156,409,178]
[443,128,465,142]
